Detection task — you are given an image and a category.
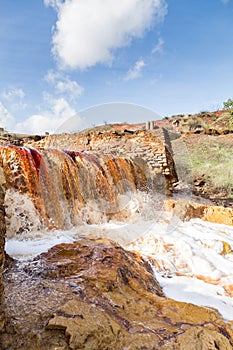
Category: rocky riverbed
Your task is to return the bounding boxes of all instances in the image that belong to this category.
[2,237,233,350]
[0,114,232,349]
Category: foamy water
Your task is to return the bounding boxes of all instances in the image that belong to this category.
[5,214,233,321]
[127,217,233,321]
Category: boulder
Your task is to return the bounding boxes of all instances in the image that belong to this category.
[165,199,233,226]
[2,237,233,349]
[0,164,5,331]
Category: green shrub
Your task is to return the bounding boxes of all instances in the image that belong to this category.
[223,98,233,110]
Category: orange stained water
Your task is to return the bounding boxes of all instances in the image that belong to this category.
[0,145,147,231]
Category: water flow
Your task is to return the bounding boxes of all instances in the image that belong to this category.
[2,144,233,321]
[0,145,148,237]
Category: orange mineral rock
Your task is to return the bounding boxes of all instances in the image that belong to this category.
[2,237,233,349]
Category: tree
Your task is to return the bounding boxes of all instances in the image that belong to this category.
[223,98,233,110]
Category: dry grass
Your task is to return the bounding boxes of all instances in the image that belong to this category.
[189,139,233,197]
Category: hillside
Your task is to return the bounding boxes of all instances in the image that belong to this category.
[164,110,233,207]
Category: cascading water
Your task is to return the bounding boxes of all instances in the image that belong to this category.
[0,145,147,236]
[2,144,233,322]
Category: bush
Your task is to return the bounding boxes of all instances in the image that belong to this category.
[223,98,233,110]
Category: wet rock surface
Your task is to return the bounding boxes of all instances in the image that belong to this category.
[165,199,233,226]
[0,164,5,331]
[1,237,233,349]
[26,129,178,195]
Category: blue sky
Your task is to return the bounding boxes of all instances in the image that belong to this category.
[0,0,233,134]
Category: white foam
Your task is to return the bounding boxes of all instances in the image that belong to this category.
[5,214,233,321]
[155,274,233,320]
[4,189,42,238]
[5,230,76,260]
[127,217,233,321]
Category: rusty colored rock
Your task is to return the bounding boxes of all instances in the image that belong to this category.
[0,163,5,331]
[2,237,233,349]
[0,145,150,233]
[165,199,233,226]
[26,129,179,195]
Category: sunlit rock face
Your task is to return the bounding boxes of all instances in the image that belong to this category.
[165,200,233,226]
[2,237,233,349]
[0,162,5,331]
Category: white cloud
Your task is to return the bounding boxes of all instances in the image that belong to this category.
[2,88,25,100]
[44,70,59,84]
[47,95,76,120]
[0,102,16,131]
[45,0,167,69]
[15,95,82,134]
[221,0,230,4]
[124,59,145,81]
[1,88,27,110]
[0,94,83,135]
[44,70,84,100]
[56,80,83,98]
[152,37,164,54]
[44,0,62,9]
[0,85,84,134]
[15,114,59,135]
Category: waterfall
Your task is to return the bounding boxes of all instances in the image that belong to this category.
[0,145,148,236]
[2,145,233,321]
